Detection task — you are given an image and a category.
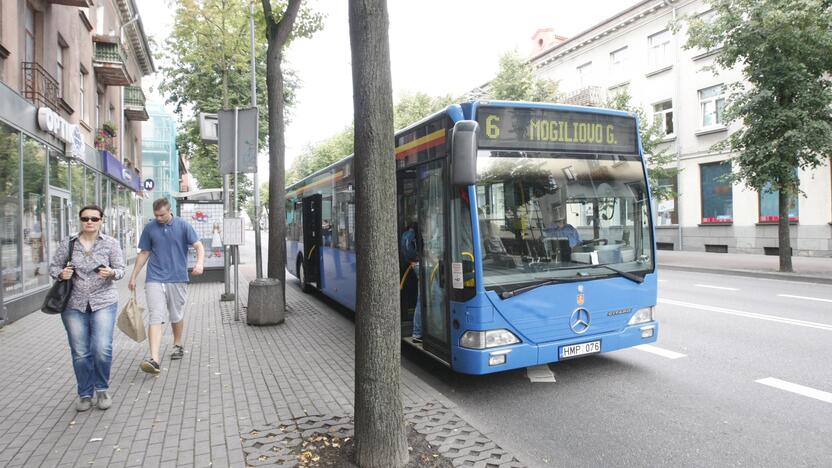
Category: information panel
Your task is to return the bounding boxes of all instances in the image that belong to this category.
[476,106,638,154]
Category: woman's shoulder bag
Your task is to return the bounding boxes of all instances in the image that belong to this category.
[41,237,78,315]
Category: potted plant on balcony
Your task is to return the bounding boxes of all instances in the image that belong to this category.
[102,121,117,137]
[95,127,117,155]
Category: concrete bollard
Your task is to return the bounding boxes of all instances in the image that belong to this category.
[246,278,285,325]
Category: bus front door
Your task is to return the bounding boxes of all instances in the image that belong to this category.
[302,194,322,288]
[417,161,450,362]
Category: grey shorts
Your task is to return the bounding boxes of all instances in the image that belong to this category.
[145,282,188,325]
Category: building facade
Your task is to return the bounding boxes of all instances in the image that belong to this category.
[140,102,180,221]
[529,0,832,257]
[0,0,154,324]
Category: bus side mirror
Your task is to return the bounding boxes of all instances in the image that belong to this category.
[451,120,478,186]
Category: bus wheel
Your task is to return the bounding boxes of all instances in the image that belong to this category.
[297,258,314,294]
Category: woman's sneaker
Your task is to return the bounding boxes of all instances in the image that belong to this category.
[140,358,161,374]
[96,391,112,410]
[170,345,184,360]
[76,396,92,412]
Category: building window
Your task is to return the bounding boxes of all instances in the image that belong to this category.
[24,3,36,63]
[648,29,672,71]
[79,67,87,123]
[699,84,726,128]
[609,47,628,84]
[653,100,674,137]
[55,41,66,99]
[577,62,592,88]
[759,181,799,223]
[700,161,733,223]
[656,176,678,225]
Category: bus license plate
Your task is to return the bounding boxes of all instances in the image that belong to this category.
[560,340,601,359]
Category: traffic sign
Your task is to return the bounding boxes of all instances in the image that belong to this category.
[143,178,155,191]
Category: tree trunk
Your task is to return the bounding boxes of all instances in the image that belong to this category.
[349,1,408,467]
[778,190,793,272]
[265,32,287,292]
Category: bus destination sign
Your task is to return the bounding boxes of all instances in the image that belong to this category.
[476,106,638,154]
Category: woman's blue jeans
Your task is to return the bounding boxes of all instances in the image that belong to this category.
[61,303,117,398]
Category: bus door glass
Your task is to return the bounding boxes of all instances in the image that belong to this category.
[302,193,322,286]
[417,160,449,359]
[397,169,418,332]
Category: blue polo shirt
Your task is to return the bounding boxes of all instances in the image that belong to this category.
[138,217,199,283]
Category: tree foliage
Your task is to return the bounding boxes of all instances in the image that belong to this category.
[393,92,456,129]
[604,91,679,201]
[682,0,832,270]
[158,0,303,202]
[487,50,559,102]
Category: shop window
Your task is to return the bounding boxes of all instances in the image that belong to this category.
[700,161,733,223]
[759,181,799,223]
[0,123,22,298]
[22,137,48,292]
[655,175,678,225]
[653,100,674,137]
[699,84,726,128]
[70,161,85,233]
[84,166,98,205]
[49,152,69,189]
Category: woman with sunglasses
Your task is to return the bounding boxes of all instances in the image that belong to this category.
[49,205,126,412]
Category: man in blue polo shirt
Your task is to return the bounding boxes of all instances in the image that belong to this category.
[129,198,204,374]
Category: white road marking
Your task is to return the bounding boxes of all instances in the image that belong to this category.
[756,378,832,404]
[526,365,556,383]
[694,284,740,291]
[777,294,832,304]
[659,298,832,332]
[634,344,687,359]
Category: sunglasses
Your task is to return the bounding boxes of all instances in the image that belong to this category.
[80,217,102,223]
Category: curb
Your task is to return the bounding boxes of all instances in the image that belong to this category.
[659,264,832,285]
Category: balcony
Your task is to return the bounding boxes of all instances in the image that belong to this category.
[562,86,606,107]
[124,86,149,121]
[45,0,91,6]
[93,36,131,86]
[21,62,60,113]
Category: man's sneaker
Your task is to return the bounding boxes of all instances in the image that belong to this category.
[412,336,422,344]
[96,391,112,410]
[170,345,184,360]
[140,358,161,374]
[76,397,92,412]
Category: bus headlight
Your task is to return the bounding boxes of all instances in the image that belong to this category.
[460,329,520,349]
[628,307,654,325]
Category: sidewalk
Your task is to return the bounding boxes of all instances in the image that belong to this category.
[657,250,832,284]
[0,266,525,467]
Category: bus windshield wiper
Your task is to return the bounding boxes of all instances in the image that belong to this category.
[500,276,582,299]
[589,264,644,284]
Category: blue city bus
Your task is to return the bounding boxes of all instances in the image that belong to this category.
[285,100,658,375]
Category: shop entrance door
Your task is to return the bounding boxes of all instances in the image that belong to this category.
[48,189,72,259]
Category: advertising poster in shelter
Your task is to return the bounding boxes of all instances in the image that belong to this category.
[179,202,225,269]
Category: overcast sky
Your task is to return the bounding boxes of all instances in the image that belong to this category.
[138,0,632,181]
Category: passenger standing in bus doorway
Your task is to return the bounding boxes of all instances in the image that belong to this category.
[413,218,443,343]
[128,198,204,374]
[400,222,419,338]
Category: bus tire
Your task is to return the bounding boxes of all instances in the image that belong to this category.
[297,258,314,294]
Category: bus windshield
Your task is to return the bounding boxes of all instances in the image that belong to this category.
[475,150,654,290]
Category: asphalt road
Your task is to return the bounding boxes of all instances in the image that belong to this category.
[401,269,832,467]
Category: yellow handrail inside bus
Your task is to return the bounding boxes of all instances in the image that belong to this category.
[399,262,414,290]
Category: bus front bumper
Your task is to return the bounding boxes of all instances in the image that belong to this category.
[452,321,659,375]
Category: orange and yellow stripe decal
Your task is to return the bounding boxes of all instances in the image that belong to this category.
[395,129,445,160]
[287,171,345,198]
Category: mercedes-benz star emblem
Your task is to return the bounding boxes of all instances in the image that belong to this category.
[570,308,591,334]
